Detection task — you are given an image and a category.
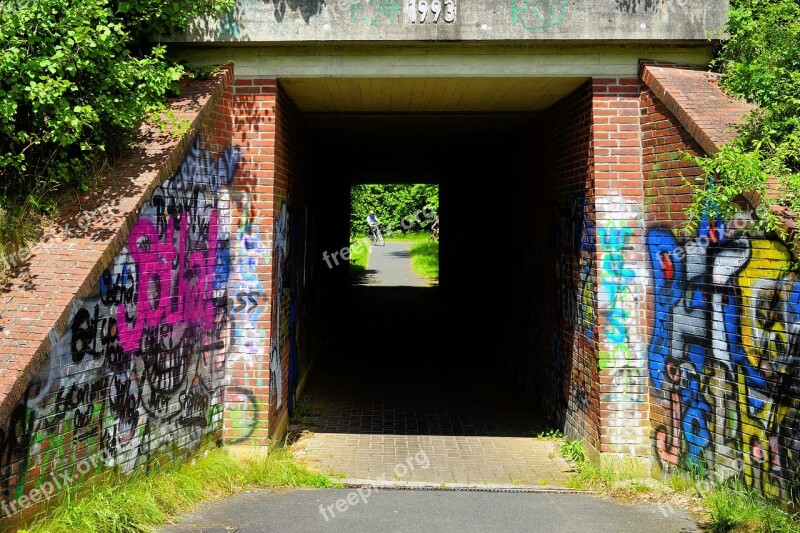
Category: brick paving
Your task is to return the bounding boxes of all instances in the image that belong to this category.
[294,433,573,486]
[290,304,575,487]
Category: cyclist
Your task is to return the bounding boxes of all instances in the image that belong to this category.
[366,210,380,243]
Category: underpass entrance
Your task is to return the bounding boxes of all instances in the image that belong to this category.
[287,90,580,486]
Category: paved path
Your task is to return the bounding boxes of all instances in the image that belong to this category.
[356,241,433,287]
[158,488,700,533]
[293,433,574,487]
[290,333,574,488]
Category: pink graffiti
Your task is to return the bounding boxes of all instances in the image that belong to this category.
[118,211,220,352]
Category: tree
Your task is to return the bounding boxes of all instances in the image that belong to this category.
[686,0,800,235]
[350,184,439,239]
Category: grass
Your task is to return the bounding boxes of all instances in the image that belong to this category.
[348,236,370,280]
[17,444,336,533]
[560,439,587,464]
[559,438,800,531]
[408,242,439,280]
[703,482,800,533]
[384,230,432,242]
[289,393,317,427]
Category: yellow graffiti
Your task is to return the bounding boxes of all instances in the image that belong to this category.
[739,239,792,375]
[737,239,793,499]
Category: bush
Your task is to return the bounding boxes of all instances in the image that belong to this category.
[687,0,800,233]
[0,0,234,212]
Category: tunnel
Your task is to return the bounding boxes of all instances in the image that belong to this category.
[256,74,604,463]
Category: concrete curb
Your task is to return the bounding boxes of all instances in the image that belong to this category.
[338,478,596,494]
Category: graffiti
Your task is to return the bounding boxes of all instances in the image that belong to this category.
[556,191,595,340]
[350,0,402,25]
[226,387,260,443]
[510,0,568,31]
[615,0,691,14]
[262,0,326,23]
[614,0,659,13]
[597,220,636,371]
[230,196,268,371]
[220,8,242,35]
[269,203,288,415]
[0,135,237,502]
[551,191,596,434]
[648,218,800,499]
[595,196,647,452]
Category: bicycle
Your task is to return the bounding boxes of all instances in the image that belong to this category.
[429,226,439,242]
[368,224,385,246]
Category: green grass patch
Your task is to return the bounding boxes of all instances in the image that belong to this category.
[409,242,439,280]
[348,237,370,280]
[562,445,800,532]
[703,482,800,533]
[18,445,335,533]
[384,230,432,242]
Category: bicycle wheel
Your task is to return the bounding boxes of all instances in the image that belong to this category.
[376,227,385,246]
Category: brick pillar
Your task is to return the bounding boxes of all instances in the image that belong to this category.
[224,79,278,444]
[592,78,651,465]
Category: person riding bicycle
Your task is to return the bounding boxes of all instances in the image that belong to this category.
[430,213,439,241]
[366,210,380,242]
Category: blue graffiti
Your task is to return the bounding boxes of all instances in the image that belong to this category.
[646,228,683,389]
[681,370,712,465]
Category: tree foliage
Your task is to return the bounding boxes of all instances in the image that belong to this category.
[0,0,234,211]
[350,184,439,238]
[687,0,800,235]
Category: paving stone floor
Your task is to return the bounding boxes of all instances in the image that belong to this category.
[290,313,575,487]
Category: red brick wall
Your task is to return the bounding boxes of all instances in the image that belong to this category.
[226,79,316,443]
[270,86,317,428]
[514,81,601,455]
[0,68,235,524]
[225,79,277,443]
[592,78,650,457]
[641,82,800,500]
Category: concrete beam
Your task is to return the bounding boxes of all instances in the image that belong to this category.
[170,43,713,79]
[168,0,728,43]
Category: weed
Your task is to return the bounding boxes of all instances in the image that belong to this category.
[560,439,587,464]
[535,429,564,440]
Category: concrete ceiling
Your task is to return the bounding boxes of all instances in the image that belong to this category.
[280,77,588,113]
[280,76,588,139]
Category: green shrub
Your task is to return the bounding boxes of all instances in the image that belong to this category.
[0,0,234,212]
[687,0,800,233]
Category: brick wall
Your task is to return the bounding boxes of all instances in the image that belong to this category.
[593,77,651,458]
[641,76,800,500]
[514,81,601,455]
[225,79,316,443]
[0,68,235,523]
